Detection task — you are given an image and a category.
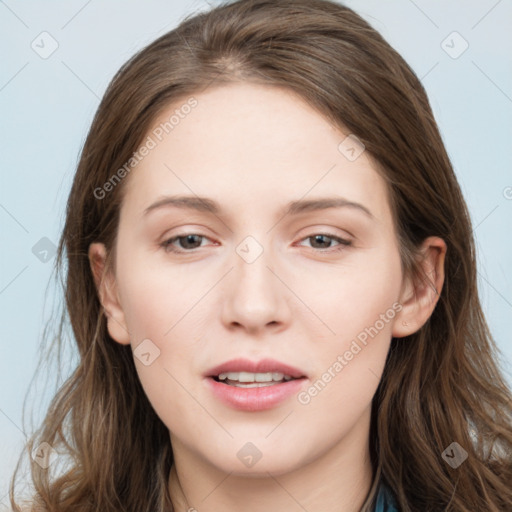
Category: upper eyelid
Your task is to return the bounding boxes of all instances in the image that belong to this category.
[161,223,354,239]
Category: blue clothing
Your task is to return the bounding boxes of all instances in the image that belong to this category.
[373,482,399,511]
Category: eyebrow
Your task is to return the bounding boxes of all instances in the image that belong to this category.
[143,195,374,219]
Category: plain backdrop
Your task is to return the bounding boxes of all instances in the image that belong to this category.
[1,0,511,503]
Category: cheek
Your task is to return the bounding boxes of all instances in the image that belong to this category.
[116,246,209,342]
[292,245,402,404]
[294,272,400,442]
[115,258,207,428]
[292,245,403,342]
[115,247,211,402]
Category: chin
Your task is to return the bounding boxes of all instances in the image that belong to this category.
[225,460,300,478]
[207,447,307,477]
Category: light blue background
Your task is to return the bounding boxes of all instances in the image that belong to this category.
[1,0,511,501]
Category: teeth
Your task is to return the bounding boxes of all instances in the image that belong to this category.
[229,381,282,388]
[217,371,294,383]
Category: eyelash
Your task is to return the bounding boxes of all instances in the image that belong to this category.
[160,232,352,254]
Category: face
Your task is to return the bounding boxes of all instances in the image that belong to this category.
[90,82,441,478]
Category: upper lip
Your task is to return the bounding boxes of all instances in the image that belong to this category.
[205,358,307,379]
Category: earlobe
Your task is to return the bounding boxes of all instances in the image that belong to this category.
[88,242,131,345]
[392,236,446,338]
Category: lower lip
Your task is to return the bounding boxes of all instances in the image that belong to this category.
[205,377,307,411]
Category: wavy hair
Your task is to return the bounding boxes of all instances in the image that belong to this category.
[10,0,512,510]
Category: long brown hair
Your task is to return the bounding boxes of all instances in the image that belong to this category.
[10,0,512,510]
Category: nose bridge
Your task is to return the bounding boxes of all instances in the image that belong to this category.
[234,233,277,300]
[222,232,288,330]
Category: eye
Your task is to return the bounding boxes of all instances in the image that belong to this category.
[297,233,352,253]
[161,232,352,254]
[161,233,213,253]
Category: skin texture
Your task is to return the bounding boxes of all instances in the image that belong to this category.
[89,82,446,512]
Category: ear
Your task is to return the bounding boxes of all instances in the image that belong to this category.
[392,236,446,338]
[88,242,131,345]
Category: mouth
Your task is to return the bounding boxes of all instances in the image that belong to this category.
[211,371,301,388]
[205,357,307,383]
[204,358,308,411]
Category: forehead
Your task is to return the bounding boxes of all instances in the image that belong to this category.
[120,82,391,224]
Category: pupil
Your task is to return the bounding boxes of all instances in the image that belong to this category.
[181,235,201,249]
[313,235,330,248]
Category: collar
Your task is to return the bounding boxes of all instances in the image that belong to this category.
[373,481,399,512]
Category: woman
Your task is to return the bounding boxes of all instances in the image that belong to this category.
[10,0,512,510]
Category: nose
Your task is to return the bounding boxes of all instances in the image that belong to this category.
[220,240,292,335]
